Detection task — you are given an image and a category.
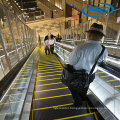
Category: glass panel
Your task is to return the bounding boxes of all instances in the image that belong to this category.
[0,7,11,74]
[21,23,27,54]
[17,19,26,55]
[7,12,19,66]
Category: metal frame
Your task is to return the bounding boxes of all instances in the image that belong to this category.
[0,4,36,81]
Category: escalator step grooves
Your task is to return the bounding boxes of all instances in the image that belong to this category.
[31,46,97,120]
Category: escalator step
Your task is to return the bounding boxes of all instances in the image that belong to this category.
[33,104,91,120]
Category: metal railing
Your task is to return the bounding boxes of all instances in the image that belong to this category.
[54,42,120,120]
[0,4,36,81]
[60,9,120,46]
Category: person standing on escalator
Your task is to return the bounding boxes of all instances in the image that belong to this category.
[44,36,50,55]
[49,34,56,54]
[69,23,108,106]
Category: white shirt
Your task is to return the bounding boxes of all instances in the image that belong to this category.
[69,40,108,73]
[49,38,56,45]
[44,40,50,48]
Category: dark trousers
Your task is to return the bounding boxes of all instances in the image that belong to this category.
[68,73,95,104]
[45,46,50,55]
[50,44,54,54]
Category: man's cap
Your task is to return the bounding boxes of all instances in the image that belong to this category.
[86,23,105,36]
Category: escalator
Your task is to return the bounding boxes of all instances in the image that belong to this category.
[31,47,99,120]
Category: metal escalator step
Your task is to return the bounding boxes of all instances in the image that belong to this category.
[36,79,60,84]
[34,95,73,108]
[35,83,66,91]
[55,113,96,120]
[33,103,90,120]
[34,88,70,99]
[36,75,61,79]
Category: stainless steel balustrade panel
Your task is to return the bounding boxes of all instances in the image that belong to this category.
[55,43,120,120]
[0,47,40,120]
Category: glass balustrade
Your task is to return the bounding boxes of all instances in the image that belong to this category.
[0,4,36,85]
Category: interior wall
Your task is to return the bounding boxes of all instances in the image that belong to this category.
[66,4,72,17]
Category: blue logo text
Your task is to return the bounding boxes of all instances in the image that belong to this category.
[82,3,114,18]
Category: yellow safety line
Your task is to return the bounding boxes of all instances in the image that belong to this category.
[21,72,30,73]
[38,71,62,74]
[40,57,56,60]
[34,94,71,101]
[39,64,60,66]
[18,75,29,77]
[37,74,61,77]
[21,70,31,72]
[38,68,63,71]
[54,113,94,120]
[100,75,111,77]
[36,78,59,82]
[35,82,62,87]
[6,93,23,96]
[40,58,57,61]
[39,64,60,67]
[86,102,92,113]
[0,100,24,105]
[36,78,60,82]
[15,78,28,81]
[35,87,68,93]
[11,87,27,90]
[16,78,28,80]
[107,79,118,82]
[93,112,99,120]
[40,60,58,64]
[33,103,73,111]
[95,72,104,74]
[39,63,60,65]
[114,85,120,87]
[13,82,28,84]
[38,66,63,69]
[0,112,16,116]
[39,61,58,64]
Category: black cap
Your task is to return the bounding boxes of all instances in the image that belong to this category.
[86,23,105,36]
